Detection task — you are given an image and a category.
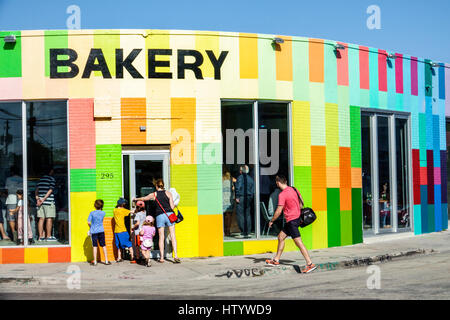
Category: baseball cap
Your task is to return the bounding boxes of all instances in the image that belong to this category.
[117,198,127,206]
[136,200,145,208]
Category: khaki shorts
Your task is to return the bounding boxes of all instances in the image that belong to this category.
[37,204,56,219]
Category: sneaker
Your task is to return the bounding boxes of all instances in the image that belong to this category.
[46,236,57,241]
[265,259,280,266]
[302,263,317,274]
[130,260,137,264]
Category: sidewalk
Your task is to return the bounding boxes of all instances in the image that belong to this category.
[0,230,448,291]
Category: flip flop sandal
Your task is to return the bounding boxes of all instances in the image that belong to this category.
[173,258,181,264]
[115,259,123,263]
[90,261,97,266]
[157,259,165,263]
[104,261,112,265]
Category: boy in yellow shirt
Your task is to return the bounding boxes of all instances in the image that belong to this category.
[113,198,135,263]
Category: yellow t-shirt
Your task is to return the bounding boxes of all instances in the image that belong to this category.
[113,207,130,233]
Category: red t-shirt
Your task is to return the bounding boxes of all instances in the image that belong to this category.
[278,187,301,222]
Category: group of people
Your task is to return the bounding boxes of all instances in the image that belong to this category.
[0,167,67,245]
[88,178,181,267]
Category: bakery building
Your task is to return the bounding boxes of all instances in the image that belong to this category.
[0,29,448,264]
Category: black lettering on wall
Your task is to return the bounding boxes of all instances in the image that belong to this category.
[177,49,204,79]
[148,49,172,79]
[49,48,79,78]
[82,48,112,78]
[116,49,143,78]
[206,50,228,80]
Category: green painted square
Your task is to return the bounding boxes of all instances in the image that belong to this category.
[258,37,276,99]
[292,38,309,101]
[45,30,68,77]
[93,30,120,77]
[340,210,353,246]
[360,89,370,108]
[427,204,435,233]
[350,105,362,168]
[351,188,363,244]
[294,166,312,206]
[327,188,341,248]
[223,241,244,256]
[0,31,22,77]
[198,189,222,215]
[70,169,96,192]
[96,144,122,217]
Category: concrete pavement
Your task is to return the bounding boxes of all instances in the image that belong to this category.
[0,229,448,298]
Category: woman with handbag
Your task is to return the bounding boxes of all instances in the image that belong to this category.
[133,179,181,264]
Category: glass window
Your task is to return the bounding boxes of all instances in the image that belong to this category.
[221,101,256,239]
[27,101,69,245]
[377,116,392,230]
[258,102,289,238]
[0,103,24,246]
[396,118,410,229]
[361,114,373,231]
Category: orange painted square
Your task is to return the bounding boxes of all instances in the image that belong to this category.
[340,188,352,211]
[351,168,362,188]
[48,247,71,263]
[121,97,147,144]
[312,188,327,211]
[311,146,326,189]
[275,36,292,81]
[326,167,340,188]
[2,248,24,264]
[309,39,324,83]
[420,167,427,185]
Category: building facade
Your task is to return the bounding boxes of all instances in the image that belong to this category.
[0,29,448,264]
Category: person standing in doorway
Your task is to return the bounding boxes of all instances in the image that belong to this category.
[134,179,180,264]
[265,175,317,273]
[235,165,254,238]
[5,166,23,241]
[35,167,57,241]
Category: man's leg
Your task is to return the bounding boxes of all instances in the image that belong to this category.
[38,217,45,239]
[273,231,288,261]
[236,199,244,235]
[45,218,53,238]
[293,236,312,265]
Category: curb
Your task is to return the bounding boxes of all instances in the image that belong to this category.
[213,248,434,279]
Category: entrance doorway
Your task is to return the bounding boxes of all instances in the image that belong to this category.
[122,150,170,257]
[361,111,412,235]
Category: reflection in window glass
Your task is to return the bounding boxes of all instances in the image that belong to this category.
[396,118,409,228]
[221,101,255,239]
[27,101,69,245]
[258,103,289,238]
[361,114,372,231]
[378,116,391,229]
[0,103,24,246]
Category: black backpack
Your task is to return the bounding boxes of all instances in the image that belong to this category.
[292,187,317,228]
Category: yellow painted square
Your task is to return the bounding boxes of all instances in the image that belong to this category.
[243,239,278,255]
[174,206,199,258]
[198,215,223,257]
[292,101,311,166]
[24,247,48,264]
[312,210,328,249]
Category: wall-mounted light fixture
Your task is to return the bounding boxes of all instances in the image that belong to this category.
[431,62,440,68]
[139,126,146,132]
[334,43,346,50]
[273,37,284,44]
[387,53,397,59]
[4,35,16,43]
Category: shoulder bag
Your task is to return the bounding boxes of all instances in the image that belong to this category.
[154,192,180,224]
[292,187,317,228]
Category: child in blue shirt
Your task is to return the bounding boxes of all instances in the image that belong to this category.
[88,199,111,266]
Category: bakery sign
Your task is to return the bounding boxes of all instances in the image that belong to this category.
[49,48,229,80]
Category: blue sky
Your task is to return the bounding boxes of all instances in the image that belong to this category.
[0,0,449,63]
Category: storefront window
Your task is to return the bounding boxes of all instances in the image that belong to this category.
[258,102,289,238]
[221,101,291,240]
[0,103,24,246]
[361,114,372,231]
[27,101,69,245]
[377,116,391,230]
[396,118,410,228]
[222,101,255,239]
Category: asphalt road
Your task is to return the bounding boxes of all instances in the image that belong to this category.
[1,251,449,300]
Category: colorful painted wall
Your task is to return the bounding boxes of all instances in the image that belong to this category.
[0,29,448,263]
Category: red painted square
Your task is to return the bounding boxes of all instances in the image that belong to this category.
[48,247,71,263]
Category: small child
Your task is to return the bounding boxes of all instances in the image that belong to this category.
[140,215,156,267]
[87,199,111,266]
[113,198,134,263]
[14,190,33,245]
[131,201,146,262]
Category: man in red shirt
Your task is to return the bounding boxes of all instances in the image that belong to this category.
[265,175,317,273]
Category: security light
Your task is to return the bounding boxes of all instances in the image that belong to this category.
[334,43,346,50]
[273,37,284,44]
[4,35,16,43]
[387,53,396,59]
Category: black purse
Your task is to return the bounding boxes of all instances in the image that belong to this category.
[292,187,317,228]
[175,207,184,223]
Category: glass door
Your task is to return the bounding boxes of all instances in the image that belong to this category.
[122,151,170,209]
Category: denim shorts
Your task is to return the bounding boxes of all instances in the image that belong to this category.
[156,213,175,228]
